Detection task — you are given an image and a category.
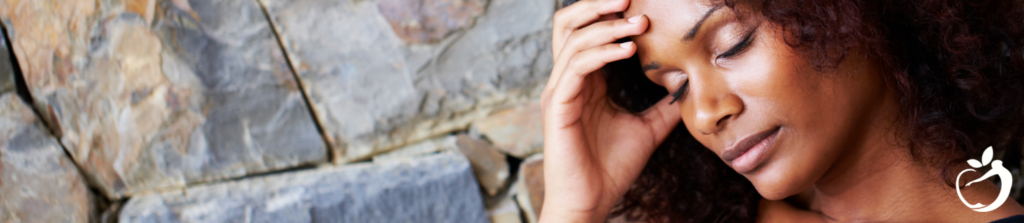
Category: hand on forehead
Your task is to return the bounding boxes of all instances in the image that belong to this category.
[622,0,720,29]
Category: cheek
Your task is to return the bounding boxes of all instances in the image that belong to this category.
[747,64,867,199]
[731,33,858,198]
[739,27,869,142]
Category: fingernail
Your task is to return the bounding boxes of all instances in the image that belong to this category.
[627,15,642,23]
[620,41,633,48]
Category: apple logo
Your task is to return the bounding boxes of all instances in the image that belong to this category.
[956,146,1013,212]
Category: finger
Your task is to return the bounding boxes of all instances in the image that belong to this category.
[551,42,636,106]
[582,65,608,106]
[546,15,647,95]
[553,0,630,59]
[640,94,683,144]
[544,42,635,130]
[558,14,647,66]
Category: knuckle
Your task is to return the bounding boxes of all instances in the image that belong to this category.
[564,31,581,45]
[563,29,592,50]
[553,10,570,24]
[565,56,580,70]
[553,2,587,25]
[562,67,577,78]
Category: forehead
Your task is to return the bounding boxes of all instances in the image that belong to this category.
[623,0,716,32]
[624,0,720,62]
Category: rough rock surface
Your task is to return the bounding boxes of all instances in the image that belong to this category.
[378,0,487,44]
[0,29,13,94]
[259,0,554,163]
[487,192,523,223]
[372,135,457,162]
[0,0,325,198]
[472,101,543,158]
[455,134,509,196]
[119,152,489,223]
[0,94,94,223]
[515,153,544,223]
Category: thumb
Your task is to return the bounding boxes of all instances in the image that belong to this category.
[640,95,683,144]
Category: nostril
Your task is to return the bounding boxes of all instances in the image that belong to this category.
[717,114,732,126]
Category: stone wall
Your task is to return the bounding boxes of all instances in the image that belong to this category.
[0,0,553,222]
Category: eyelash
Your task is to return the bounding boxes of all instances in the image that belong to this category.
[669,81,688,104]
[719,28,756,59]
[669,28,756,104]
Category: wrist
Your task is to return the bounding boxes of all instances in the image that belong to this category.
[539,200,612,223]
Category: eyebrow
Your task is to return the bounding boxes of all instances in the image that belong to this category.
[643,5,724,72]
[641,62,661,72]
[683,5,724,41]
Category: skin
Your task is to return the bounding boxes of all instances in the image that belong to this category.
[539,0,1024,222]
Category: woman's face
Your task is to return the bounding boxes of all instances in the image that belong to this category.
[624,0,889,199]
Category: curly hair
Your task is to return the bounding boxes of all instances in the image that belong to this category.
[575,0,1024,222]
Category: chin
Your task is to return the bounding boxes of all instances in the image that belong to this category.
[744,161,812,200]
[753,185,797,200]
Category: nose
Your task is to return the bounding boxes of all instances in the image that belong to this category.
[687,72,743,135]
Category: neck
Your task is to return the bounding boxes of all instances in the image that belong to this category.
[811,141,953,221]
[807,83,1024,222]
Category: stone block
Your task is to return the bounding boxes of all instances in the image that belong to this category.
[378,0,487,44]
[0,27,13,94]
[487,191,523,223]
[0,94,94,223]
[372,135,457,162]
[515,153,544,223]
[0,0,326,198]
[455,134,509,196]
[125,0,156,25]
[119,152,489,223]
[259,0,554,163]
[471,101,543,158]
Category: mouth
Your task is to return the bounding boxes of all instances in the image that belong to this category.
[722,126,781,174]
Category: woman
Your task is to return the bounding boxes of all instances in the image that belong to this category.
[539,0,1024,221]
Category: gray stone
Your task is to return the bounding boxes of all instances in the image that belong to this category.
[372,135,457,162]
[259,0,554,163]
[471,101,544,158]
[455,134,509,196]
[378,0,487,44]
[0,94,94,223]
[119,152,489,223]
[0,0,326,198]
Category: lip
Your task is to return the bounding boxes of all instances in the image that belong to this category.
[722,126,781,173]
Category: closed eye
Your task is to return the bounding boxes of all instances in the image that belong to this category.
[669,81,689,104]
[718,27,756,59]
